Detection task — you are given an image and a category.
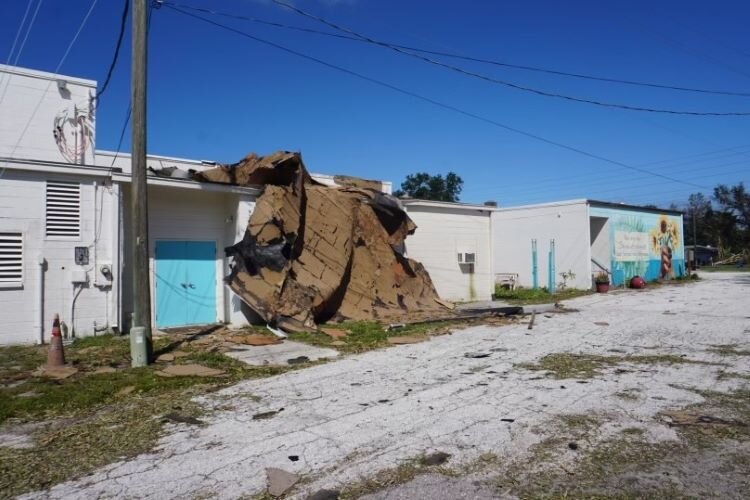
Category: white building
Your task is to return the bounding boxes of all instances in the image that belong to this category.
[0,64,390,345]
[0,64,686,345]
[402,199,495,302]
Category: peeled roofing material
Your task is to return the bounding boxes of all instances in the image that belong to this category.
[194,151,449,332]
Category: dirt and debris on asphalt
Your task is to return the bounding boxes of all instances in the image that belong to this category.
[195,151,451,332]
[19,272,750,499]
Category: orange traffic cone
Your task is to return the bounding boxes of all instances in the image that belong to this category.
[47,314,65,367]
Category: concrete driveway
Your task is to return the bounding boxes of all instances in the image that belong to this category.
[31,272,750,499]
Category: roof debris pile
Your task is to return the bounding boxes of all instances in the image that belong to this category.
[194,151,449,332]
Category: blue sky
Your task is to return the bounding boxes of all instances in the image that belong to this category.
[2,0,749,207]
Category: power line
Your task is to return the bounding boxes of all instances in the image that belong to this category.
[269,0,750,116]
[3,0,98,167]
[0,0,45,109]
[162,1,750,99]
[163,4,709,191]
[96,0,130,102]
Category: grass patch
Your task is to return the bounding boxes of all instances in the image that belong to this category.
[664,388,750,447]
[700,265,750,273]
[517,352,717,379]
[288,320,474,354]
[339,457,436,499]
[717,370,750,381]
[615,389,641,401]
[0,332,320,497]
[709,344,750,357]
[0,388,207,498]
[493,286,591,305]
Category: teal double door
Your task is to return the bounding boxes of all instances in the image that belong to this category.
[155,240,217,328]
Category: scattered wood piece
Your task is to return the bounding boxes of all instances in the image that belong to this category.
[320,328,348,339]
[266,467,300,497]
[594,321,609,326]
[116,385,136,397]
[38,366,78,380]
[434,298,456,310]
[155,364,225,378]
[387,335,427,345]
[226,334,282,346]
[527,312,536,330]
[92,366,117,374]
[253,408,284,420]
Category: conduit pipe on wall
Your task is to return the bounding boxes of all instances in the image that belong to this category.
[35,254,45,344]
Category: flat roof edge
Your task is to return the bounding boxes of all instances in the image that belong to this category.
[0,64,97,87]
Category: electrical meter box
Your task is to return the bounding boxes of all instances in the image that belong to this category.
[74,246,89,266]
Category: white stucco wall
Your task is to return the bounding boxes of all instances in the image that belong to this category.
[120,184,256,331]
[403,203,493,302]
[491,200,592,290]
[0,169,116,344]
[0,65,96,164]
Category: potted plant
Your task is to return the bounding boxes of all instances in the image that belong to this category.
[594,272,610,293]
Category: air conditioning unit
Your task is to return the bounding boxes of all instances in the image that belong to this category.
[457,252,476,265]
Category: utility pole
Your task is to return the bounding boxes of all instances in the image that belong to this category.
[130,0,152,366]
[692,210,698,272]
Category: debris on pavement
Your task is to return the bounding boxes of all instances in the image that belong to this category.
[661,411,745,428]
[307,489,340,500]
[224,341,339,366]
[568,442,579,451]
[422,451,451,466]
[253,408,284,420]
[287,356,310,365]
[594,321,610,326]
[155,364,225,378]
[195,151,449,332]
[266,467,300,497]
[528,311,536,330]
[464,352,491,358]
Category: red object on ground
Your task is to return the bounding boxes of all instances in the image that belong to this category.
[630,276,646,289]
[47,313,65,367]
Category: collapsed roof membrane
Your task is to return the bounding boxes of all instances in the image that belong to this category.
[193,151,450,332]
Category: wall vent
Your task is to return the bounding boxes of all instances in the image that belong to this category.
[46,181,80,238]
[0,232,23,285]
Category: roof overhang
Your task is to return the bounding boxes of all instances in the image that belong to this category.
[400,199,496,212]
[0,157,112,177]
[112,172,261,195]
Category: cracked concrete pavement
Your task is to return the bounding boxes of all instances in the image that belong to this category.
[27,272,750,499]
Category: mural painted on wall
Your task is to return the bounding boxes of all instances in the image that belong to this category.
[590,207,685,286]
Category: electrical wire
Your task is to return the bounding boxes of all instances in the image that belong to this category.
[106,1,155,173]
[163,4,709,191]
[269,0,750,116]
[0,0,45,110]
[96,0,129,102]
[2,0,98,173]
[162,1,750,99]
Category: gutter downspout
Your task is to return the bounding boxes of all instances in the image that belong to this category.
[35,254,45,344]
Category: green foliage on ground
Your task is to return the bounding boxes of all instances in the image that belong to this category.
[493,286,591,304]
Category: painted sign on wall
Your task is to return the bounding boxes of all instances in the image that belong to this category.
[614,231,649,261]
[590,206,685,286]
